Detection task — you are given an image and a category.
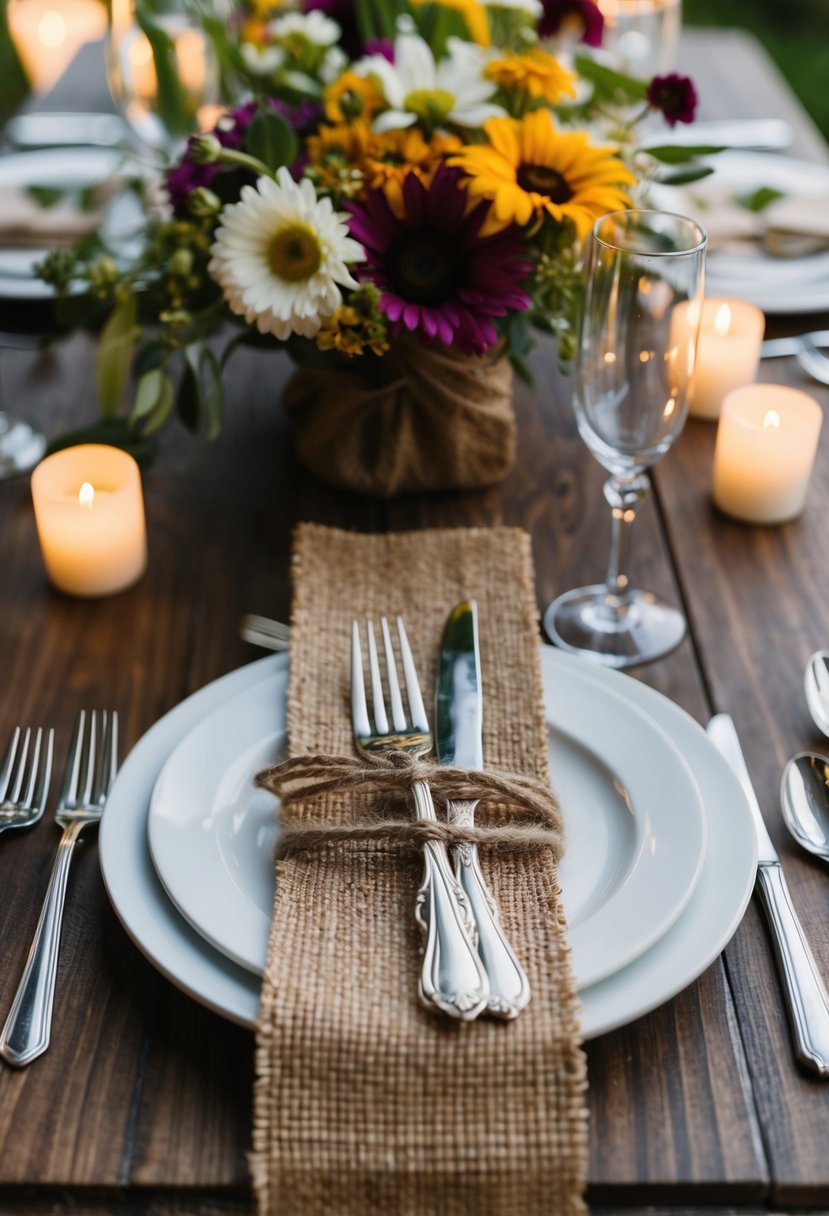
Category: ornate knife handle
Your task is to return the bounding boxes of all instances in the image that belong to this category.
[450,799,531,1019]
[411,779,490,1020]
[756,861,829,1076]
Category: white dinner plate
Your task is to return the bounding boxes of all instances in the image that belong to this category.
[0,147,145,301]
[651,151,829,314]
[147,655,707,990]
[99,649,757,1039]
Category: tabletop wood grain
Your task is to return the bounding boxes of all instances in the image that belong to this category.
[0,27,827,1213]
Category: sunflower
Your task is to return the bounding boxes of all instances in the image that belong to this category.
[305,122,373,196]
[484,48,577,105]
[363,129,463,215]
[323,69,385,123]
[450,108,635,238]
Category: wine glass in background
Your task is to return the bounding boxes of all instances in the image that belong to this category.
[597,0,682,78]
[107,0,221,156]
[544,209,706,669]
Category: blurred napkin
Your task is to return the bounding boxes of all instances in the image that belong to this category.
[0,180,117,247]
[704,191,829,256]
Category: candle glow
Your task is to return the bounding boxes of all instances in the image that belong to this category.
[685,297,766,420]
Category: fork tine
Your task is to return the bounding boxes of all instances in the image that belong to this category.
[8,728,31,806]
[351,622,372,739]
[381,617,407,732]
[58,711,86,806]
[91,711,109,804]
[78,710,97,807]
[93,711,119,803]
[0,727,21,802]
[366,621,389,735]
[31,729,54,812]
[397,617,429,732]
[20,728,41,809]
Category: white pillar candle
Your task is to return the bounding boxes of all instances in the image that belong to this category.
[712,385,823,525]
[688,298,765,420]
[31,444,147,597]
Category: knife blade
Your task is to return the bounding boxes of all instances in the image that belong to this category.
[761,331,829,359]
[707,713,829,1076]
[436,599,530,1018]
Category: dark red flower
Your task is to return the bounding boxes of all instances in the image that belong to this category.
[646,73,698,127]
[347,166,532,356]
[539,0,604,47]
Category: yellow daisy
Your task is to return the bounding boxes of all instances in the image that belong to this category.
[450,109,635,238]
[409,0,490,47]
[363,129,463,215]
[485,48,577,105]
[323,70,385,124]
[305,122,373,195]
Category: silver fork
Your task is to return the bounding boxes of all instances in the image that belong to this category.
[796,339,829,387]
[351,617,489,1020]
[0,710,119,1067]
[0,726,54,837]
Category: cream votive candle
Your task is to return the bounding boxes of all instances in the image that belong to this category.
[31,444,147,597]
[712,385,823,525]
[688,297,765,420]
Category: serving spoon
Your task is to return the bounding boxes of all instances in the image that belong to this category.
[805,651,829,737]
[781,752,829,864]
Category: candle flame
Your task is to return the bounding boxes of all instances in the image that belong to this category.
[38,9,67,48]
[763,409,782,431]
[714,303,731,337]
[79,481,95,507]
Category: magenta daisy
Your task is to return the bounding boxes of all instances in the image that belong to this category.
[347,166,532,356]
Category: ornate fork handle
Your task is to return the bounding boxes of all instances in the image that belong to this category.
[412,779,490,1020]
[450,799,531,1019]
[0,819,86,1067]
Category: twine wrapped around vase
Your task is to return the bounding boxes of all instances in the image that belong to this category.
[282,339,515,498]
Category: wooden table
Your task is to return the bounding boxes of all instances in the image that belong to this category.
[2,29,829,1214]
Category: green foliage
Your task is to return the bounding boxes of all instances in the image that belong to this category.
[575,55,648,106]
[643,144,726,164]
[135,0,191,139]
[0,0,28,126]
[247,107,298,171]
[95,294,141,417]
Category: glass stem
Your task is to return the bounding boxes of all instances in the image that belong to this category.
[603,474,650,605]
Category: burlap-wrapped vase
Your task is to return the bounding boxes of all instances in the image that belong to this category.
[282,339,515,498]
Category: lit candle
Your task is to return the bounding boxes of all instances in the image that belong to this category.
[712,385,823,525]
[31,444,147,597]
[8,0,108,93]
[688,297,765,420]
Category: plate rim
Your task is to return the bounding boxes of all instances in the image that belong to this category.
[99,649,757,1039]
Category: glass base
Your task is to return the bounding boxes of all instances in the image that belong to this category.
[543,584,686,670]
[0,413,46,480]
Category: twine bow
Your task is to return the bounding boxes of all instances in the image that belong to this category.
[255,752,563,859]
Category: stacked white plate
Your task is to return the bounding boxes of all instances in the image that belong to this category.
[99,647,757,1039]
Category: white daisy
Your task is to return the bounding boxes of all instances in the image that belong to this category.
[355,22,506,132]
[240,42,284,76]
[320,45,348,85]
[269,10,340,46]
[209,167,364,341]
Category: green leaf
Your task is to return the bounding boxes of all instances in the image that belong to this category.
[643,144,726,164]
[133,340,168,379]
[129,366,175,435]
[575,54,648,103]
[135,0,191,139]
[656,165,717,186]
[177,343,225,438]
[247,107,299,171]
[176,361,200,432]
[201,348,224,441]
[95,295,139,417]
[737,185,786,213]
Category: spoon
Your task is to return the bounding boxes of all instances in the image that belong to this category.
[805,651,829,736]
[781,752,829,863]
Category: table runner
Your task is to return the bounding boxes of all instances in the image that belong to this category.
[251,523,587,1215]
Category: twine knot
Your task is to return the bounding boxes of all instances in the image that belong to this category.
[255,752,563,858]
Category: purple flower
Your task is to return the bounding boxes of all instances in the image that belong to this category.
[539,0,604,47]
[363,37,394,63]
[347,166,532,356]
[646,73,699,126]
[166,97,322,215]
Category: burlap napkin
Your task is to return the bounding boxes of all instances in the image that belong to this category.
[251,523,587,1215]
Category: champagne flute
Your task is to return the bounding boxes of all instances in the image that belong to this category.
[544,209,706,668]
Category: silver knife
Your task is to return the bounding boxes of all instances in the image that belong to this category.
[436,599,530,1019]
[761,332,829,359]
[707,713,829,1076]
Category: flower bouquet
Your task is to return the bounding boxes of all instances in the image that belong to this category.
[44,0,706,496]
